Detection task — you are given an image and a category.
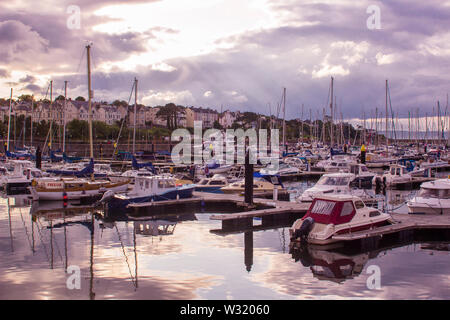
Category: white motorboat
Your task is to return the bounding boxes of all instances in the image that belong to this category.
[348,163,377,187]
[221,177,284,194]
[0,160,47,194]
[284,157,308,170]
[121,168,154,178]
[195,174,228,193]
[407,179,450,215]
[105,175,196,212]
[381,164,412,187]
[259,162,300,176]
[315,156,353,172]
[297,172,371,203]
[94,163,117,177]
[204,159,233,175]
[290,195,394,245]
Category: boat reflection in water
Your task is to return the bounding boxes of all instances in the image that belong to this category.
[29,199,99,299]
[290,234,450,284]
[290,244,373,283]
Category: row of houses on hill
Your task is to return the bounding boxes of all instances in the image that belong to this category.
[0,100,242,129]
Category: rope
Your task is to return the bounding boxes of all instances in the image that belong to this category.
[112,81,136,159]
[19,210,33,253]
[114,223,137,289]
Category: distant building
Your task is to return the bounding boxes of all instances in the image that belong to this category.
[219,110,238,128]
[186,107,219,128]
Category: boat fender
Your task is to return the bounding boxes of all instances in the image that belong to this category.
[98,190,115,204]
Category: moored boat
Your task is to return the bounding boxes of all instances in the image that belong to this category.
[195,174,228,193]
[220,176,284,194]
[290,195,394,245]
[29,177,131,201]
[407,179,450,215]
[106,175,196,211]
[296,172,374,203]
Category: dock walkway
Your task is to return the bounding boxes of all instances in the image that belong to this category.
[332,214,450,241]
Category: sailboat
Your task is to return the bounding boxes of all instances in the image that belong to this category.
[29,44,131,201]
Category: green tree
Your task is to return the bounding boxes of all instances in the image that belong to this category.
[18,94,33,102]
[75,96,86,102]
[67,119,89,140]
[213,120,223,130]
[156,103,180,130]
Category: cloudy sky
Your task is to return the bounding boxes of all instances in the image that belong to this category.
[1,0,450,121]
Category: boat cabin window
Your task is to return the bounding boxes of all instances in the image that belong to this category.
[199,179,209,185]
[210,180,226,185]
[390,167,396,175]
[443,189,450,199]
[361,166,368,172]
[158,180,175,188]
[418,188,440,198]
[166,180,175,188]
[145,180,150,189]
[311,200,335,216]
[340,201,355,216]
[31,171,42,178]
[354,200,365,209]
[317,176,350,186]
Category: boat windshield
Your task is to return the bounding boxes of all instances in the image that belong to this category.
[31,171,42,178]
[316,176,350,186]
[198,179,209,185]
[158,179,176,188]
[310,200,336,215]
[418,188,450,199]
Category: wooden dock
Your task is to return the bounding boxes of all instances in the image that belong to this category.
[331,214,450,241]
[388,177,436,190]
[116,189,450,245]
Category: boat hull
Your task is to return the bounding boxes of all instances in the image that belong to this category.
[194,186,224,193]
[408,204,450,215]
[107,185,195,211]
[30,181,130,201]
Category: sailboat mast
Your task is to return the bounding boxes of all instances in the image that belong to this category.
[301,104,304,145]
[7,88,13,151]
[330,76,334,147]
[133,77,137,155]
[385,80,389,152]
[447,94,450,146]
[282,87,286,151]
[30,95,34,148]
[86,44,94,180]
[63,81,67,154]
[49,80,53,150]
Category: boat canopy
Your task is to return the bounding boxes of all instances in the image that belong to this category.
[303,197,358,225]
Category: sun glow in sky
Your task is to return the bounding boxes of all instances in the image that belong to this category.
[2,0,450,120]
[93,0,280,71]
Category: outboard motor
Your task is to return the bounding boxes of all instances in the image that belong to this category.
[291,217,315,242]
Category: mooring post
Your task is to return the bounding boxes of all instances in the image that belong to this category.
[244,231,253,272]
[244,148,253,205]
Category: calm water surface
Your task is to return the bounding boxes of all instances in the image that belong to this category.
[0,182,449,300]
